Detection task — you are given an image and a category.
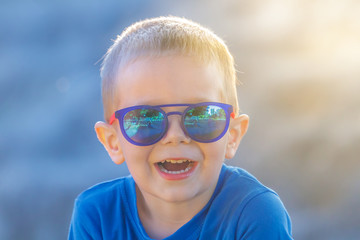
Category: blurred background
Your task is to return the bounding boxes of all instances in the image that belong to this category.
[1,0,359,239]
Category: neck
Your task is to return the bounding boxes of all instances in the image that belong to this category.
[136,184,216,240]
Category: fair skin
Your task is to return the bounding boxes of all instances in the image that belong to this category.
[95,55,249,239]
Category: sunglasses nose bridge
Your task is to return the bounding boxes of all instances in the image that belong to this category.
[166,111,183,117]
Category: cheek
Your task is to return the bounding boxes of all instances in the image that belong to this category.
[122,144,155,182]
[119,138,151,165]
[202,139,228,163]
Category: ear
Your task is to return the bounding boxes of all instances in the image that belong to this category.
[94,121,125,165]
[225,114,249,159]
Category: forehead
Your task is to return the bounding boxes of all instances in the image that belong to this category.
[115,55,225,108]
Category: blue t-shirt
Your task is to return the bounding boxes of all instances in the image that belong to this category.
[69,164,293,239]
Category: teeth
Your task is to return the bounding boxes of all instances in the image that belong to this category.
[164,159,187,164]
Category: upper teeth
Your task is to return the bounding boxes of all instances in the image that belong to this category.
[161,159,188,164]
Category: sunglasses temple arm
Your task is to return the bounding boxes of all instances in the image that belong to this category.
[109,113,116,124]
[230,112,235,119]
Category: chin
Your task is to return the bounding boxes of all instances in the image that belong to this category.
[156,185,204,203]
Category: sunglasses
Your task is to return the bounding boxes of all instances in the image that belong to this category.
[109,102,235,146]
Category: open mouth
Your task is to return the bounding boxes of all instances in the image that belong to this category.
[157,159,195,174]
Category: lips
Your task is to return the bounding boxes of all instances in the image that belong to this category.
[155,159,198,180]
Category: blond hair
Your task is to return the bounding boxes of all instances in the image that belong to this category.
[100,16,239,122]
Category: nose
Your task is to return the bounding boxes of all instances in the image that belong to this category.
[160,114,191,145]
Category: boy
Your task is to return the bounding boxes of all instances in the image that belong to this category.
[69,16,293,239]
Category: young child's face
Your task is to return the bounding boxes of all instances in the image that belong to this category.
[110,55,242,203]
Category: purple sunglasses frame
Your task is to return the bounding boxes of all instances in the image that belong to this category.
[109,102,235,146]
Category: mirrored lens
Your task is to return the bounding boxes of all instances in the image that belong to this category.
[123,108,166,144]
[184,105,227,141]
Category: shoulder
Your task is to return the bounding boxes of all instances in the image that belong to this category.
[209,165,293,239]
[207,165,279,221]
[216,164,272,202]
[237,191,293,239]
[69,176,134,239]
[76,176,130,205]
[72,175,134,223]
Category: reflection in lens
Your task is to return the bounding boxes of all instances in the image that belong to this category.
[184,105,226,141]
[123,108,165,144]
